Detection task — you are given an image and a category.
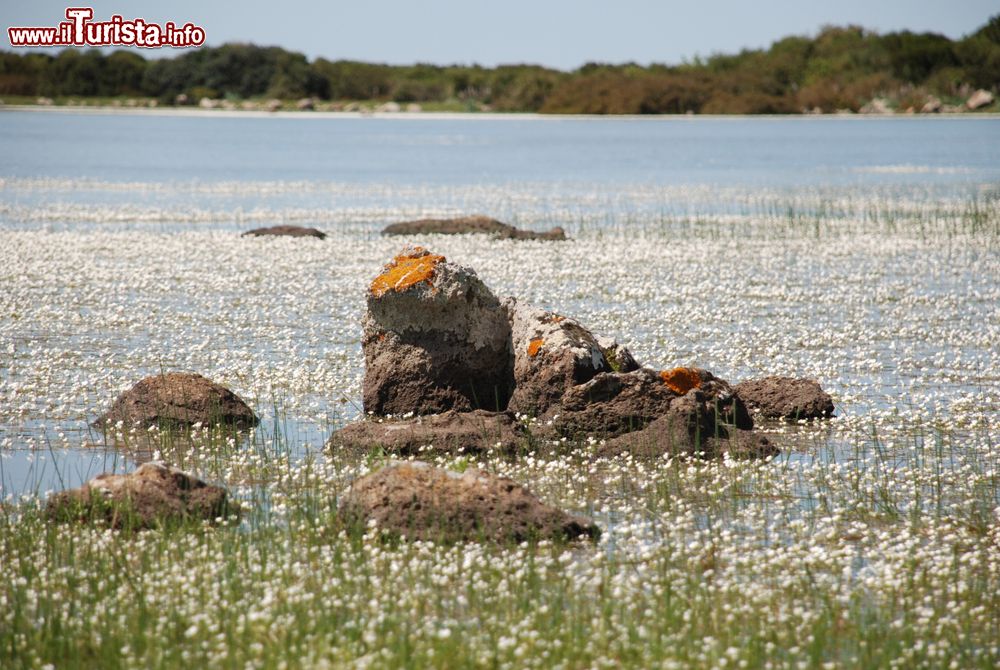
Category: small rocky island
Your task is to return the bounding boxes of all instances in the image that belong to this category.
[69,247,832,543]
[242,225,327,239]
[382,215,567,241]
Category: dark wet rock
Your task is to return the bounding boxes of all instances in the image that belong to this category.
[338,461,599,543]
[504,297,613,416]
[661,367,753,430]
[328,410,525,456]
[534,366,751,440]
[535,368,676,438]
[597,392,777,460]
[734,376,834,420]
[46,462,236,530]
[383,215,567,241]
[93,372,258,431]
[242,225,326,239]
[363,247,514,415]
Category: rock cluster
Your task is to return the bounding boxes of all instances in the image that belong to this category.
[330,247,835,461]
[93,372,258,431]
[339,461,599,543]
[46,462,236,530]
[382,215,567,241]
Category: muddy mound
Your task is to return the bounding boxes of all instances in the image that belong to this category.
[242,225,327,239]
[339,461,599,543]
[328,410,525,456]
[93,372,258,431]
[363,247,514,415]
[383,215,566,241]
[734,376,834,420]
[46,462,236,530]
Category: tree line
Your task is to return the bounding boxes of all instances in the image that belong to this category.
[1,15,996,113]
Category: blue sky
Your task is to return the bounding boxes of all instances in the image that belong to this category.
[2,0,996,69]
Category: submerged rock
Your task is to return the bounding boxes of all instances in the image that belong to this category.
[734,376,834,420]
[328,410,525,456]
[93,372,258,431]
[241,225,327,239]
[362,247,514,415]
[46,462,236,530]
[339,461,599,543]
[382,215,567,241]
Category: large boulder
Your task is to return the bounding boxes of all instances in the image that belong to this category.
[339,461,599,543]
[328,410,525,456]
[504,297,613,415]
[46,462,236,530]
[383,215,567,241]
[363,247,514,415]
[93,372,258,431]
[242,225,326,239]
[734,376,834,420]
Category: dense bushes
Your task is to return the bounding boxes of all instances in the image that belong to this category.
[1,14,996,113]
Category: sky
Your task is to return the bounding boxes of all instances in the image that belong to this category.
[2,0,997,70]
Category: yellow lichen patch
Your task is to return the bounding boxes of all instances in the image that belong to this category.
[660,367,702,395]
[527,338,544,357]
[541,314,565,324]
[370,248,446,298]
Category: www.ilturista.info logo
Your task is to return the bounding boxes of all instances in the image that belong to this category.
[8,7,206,48]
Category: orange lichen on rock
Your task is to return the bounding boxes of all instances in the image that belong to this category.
[527,338,544,357]
[370,247,446,298]
[660,367,702,395]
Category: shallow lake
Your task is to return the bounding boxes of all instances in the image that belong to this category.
[1,110,998,496]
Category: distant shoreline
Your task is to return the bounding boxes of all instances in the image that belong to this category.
[3,103,999,122]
